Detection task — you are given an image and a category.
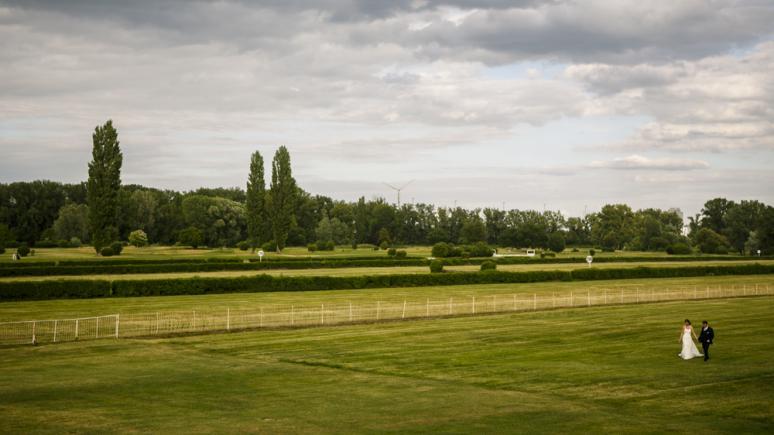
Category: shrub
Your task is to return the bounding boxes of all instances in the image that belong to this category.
[129,230,149,248]
[540,252,556,258]
[666,243,692,255]
[432,242,450,257]
[696,228,730,254]
[589,249,596,256]
[387,248,397,257]
[57,239,71,248]
[480,260,497,271]
[35,240,58,248]
[372,246,380,251]
[548,233,566,253]
[237,241,250,251]
[379,241,389,250]
[467,242,494,257]
[307,243,318,252]
[572,248,579,252]
[100,247,114,257]
[429,260,444,273]
[17,243,30,257]
[0,247,4,254]
[261,240,278,252]
[178,227,204,249]
[70,237,82,248]
[313,240,334,251]
[395,250,407,259]
[110,242,123,255]
[602,247,615,253]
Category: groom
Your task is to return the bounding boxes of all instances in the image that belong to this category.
[698,320,715,361]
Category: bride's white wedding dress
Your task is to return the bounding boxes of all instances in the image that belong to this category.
[679,326,703,360]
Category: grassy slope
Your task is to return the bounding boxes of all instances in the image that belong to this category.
[2,259,773,282]
[0,297,771,433]
[1,274,772,322]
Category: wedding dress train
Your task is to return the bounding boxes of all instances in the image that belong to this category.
[679,327,703,360]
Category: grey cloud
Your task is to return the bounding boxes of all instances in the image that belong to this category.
[588,155,710,171]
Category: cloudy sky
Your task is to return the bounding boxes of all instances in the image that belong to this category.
[1,0,773,217]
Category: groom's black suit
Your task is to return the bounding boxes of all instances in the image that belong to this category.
[698,326,714,361]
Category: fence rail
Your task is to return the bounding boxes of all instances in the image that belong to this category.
[1,283,772,346]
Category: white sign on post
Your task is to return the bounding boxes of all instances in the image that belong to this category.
[257,250,265,262]
[585,255,593,267]
[758,249,762,257]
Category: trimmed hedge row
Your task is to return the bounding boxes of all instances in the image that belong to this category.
[2,263,773,301]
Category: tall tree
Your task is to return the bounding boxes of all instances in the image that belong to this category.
[266,146,297,252]
[87,120,123,252]
[246,151,267,251]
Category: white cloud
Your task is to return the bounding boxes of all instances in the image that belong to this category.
[588,155,710,171]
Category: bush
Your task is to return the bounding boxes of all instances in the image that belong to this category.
[178,227,204,249]
[379,241,389,250]
[547,233,566,253]
[372,246,380,251]
[307,243,318,252]
[237,241,250,251]
[129,230,149,248]
[602,247,615,253]
[261,240,278,252]
[467,242,494,257]
[0,247,4,254]
[540,252,556,258]
[429,260,444,273]
[35,240,58,248]
[696,228,730,254]
[480,260,497,271]
[17,243,30,257]
[395,250,407,259]
[70,237,82,248]
[313,240,334,251]
[110,242,123,255]
[589,249,596,256]
[100,247,114,257]
[666,243,692,255]
[57,239,71,248]
[387,248,397,257]
[431,242,451,258]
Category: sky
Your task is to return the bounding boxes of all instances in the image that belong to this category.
[1,0,773,218]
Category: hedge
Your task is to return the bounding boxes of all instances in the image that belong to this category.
[2,263,773,301]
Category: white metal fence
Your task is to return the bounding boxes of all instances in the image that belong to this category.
[1,283,771,346]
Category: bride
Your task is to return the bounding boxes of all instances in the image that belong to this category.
[678,319,703,360]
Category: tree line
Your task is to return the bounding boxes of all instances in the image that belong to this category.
[1,120,773,255]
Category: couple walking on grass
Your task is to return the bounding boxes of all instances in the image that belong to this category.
[679,319,715,361]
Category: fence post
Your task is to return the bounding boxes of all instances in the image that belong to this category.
[115,315,119,339]
[449,297,453,315]
[402,300,406,319]
[636,289,639,303]
[513,294,517,310]
[349,302,353,322]
[291,305,294,326]
[31,321,36,345]
[53,320,58,343]
[604,291,607,305]
[377,301,381,320]
[694,286,697,299]
[493,295,496,312]
[426,299,429,317]
[587,291,590,307]
[552,292,555,308]
[227,308,230,331]
[620,288,624,304]
[321,304,324,325]
[75,318,79,340]
[260,307,264,328]
[533,293,537,310]
[570,292,573,307]
[472,296,476,314]
[706,286,709,298]
[96,316,100,339]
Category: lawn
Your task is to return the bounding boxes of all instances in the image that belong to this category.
[0,296,771,433]
[2,259,772,282]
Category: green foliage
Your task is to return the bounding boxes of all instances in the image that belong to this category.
[70,237,82,248]
[540,252,556,258]
[432,242,492,258]
[237,241,250,251]
[379,241,389,250]
[246,151,268,250]
[52,203,90,243]
[696,228,730,254]
[589,249,596,256]
[110,242,123,255]
[128,229,149,247]
[387,248,397,257]
[395,250,407,258]
[16,243,30,257]
[178,226,203,249]
[100,247,114,257]
[666,243,692,255]
[266,146,297,252]
[182,195,246,247]
[459,217,487,243]
[547,232,566,253]
[432,242,451,258]
[429,260,444,273]
[87,120,122,252]
[480,260,497,271]
[378,228,391,246]
[0,247,4,254]
[261,240,278,252]
[307,243,317,252]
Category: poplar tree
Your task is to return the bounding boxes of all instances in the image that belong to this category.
[246,151,267,251]
[267,146,296,252]
[87,120,122,252]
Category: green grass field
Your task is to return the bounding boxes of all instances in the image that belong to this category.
[3,259,772,282]
[1,296,772,433]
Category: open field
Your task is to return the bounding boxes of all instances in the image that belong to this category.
[2,274,772,322]
[1,245,747,264]
[3,259,773,282]
[0,296,772,433]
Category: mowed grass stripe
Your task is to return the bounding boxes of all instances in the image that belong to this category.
[1,274,772,322]
[3,259,773,282]
[0,297,771,433]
